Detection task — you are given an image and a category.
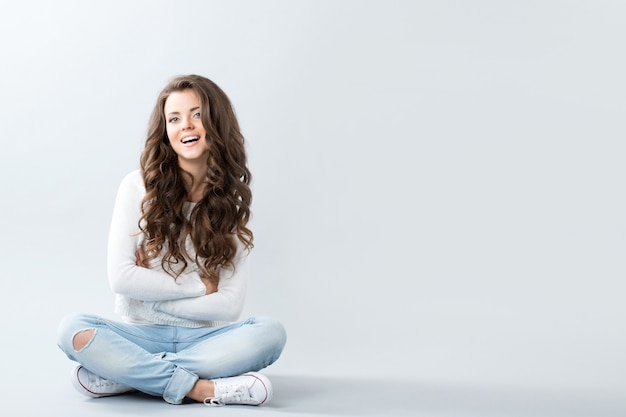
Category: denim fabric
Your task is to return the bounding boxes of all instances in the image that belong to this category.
[57,313,286,404]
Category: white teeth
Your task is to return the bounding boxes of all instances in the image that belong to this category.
[182,136,199,144]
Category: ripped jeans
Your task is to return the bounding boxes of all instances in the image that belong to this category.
[57,313,287,404]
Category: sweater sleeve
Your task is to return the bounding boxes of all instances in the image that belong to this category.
[148,248,249,322]
[107,171,206,302]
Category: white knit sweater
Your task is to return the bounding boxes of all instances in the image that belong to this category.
[107,170,248,328]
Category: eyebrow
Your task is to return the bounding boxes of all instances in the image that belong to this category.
[166,106,201,117]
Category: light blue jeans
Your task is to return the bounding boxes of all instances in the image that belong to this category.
[57,313,287,404]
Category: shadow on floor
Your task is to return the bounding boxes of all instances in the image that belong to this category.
[266,375,625,417]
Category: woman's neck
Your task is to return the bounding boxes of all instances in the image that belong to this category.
[179,161,208,202]
[186,183,206,203]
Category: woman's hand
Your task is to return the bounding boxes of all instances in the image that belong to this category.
[135,246,149,268]
[200,275,218,295]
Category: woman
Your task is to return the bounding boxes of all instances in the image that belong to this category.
[57,74,286,406]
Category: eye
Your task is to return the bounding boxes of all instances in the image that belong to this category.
[168,116,179,123]
[193,112,201,118]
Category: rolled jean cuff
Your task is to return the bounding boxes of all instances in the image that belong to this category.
[163,366,199,404]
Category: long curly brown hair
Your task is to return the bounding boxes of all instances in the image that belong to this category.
[139,75,253,281]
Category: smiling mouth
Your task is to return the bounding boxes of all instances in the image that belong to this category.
[182,136,200,144]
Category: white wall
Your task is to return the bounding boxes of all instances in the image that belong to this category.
[1,0,624,396]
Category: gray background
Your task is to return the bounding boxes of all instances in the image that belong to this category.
[0,1,624,416]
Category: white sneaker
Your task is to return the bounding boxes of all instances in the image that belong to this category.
[205,372,273,406]
[71,365,135,398]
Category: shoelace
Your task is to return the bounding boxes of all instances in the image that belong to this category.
[87,372,117,388]
[203,385,248,406]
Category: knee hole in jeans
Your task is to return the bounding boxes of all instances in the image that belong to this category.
[73,329,95,351]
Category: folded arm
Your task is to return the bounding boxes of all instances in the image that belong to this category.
[149,250,249,322]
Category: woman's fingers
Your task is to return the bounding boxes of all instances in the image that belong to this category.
[136,247,147,267]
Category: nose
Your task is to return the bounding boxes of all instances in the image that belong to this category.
[182,117,194,129]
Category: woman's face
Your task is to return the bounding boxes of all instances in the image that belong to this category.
[164,89,209,167]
